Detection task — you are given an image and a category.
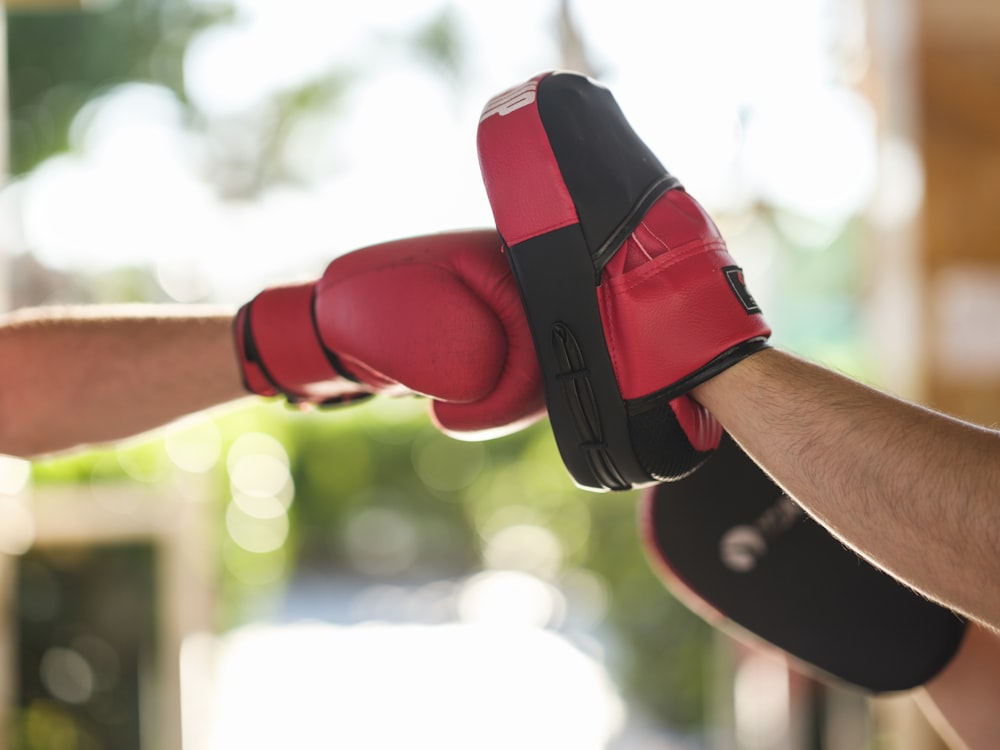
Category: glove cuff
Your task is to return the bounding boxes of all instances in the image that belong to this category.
[237,282,360,403]
[234,302,280,397]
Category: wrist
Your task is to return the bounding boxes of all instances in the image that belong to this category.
[689,344,776,408]
[237,282,357,402]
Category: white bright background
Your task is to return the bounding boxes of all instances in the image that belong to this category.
[1,0,878,305]
[3,0,886,748]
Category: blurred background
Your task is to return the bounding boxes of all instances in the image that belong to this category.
[0,0,997,747]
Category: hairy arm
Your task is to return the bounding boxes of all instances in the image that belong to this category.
[691,347,1000,630]
[0,305,250,458]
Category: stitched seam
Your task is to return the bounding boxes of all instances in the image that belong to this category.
[640,220,671,253]
[632,227,655,262]
[608,241,729,293]
[506,215,579,247]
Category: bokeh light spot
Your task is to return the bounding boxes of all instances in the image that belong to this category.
[229,453,291,499]
[222,538,288,586]
[482,523,563,580]
[40,647,95,705]
[0,496,36,555]
[227,432,289,472]
[0,454,31,495]
[225,501,289,554]
[344,507,420,577]
[458,570,563,629]
[164,416,223,474]
[412,432,485,493]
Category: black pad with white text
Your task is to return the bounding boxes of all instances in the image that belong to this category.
[641,433,967,693]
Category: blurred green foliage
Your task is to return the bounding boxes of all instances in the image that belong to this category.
[6,0,226,175]
[408,5,466,80]
[13,543,155,750]
[5,0,466,194]
[747,208,871,378]
[30,397,715,731]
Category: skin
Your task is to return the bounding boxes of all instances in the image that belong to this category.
[691,347,1000,749]
[691,347,1000,632]
[0,304,248,457]
[920,624,1000,750]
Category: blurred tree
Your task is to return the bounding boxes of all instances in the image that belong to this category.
[556,0,601,78]
[6,0,229,175]
[408,5,465,81]
[584,491,713,730]
[285,405,480,579]
[6,1,469,194]
[13,544,156,750]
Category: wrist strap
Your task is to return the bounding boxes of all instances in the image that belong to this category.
[234,303,280,397]
[237,282,348,402]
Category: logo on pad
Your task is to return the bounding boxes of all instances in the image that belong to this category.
[480,80,538,122]
[723,265,761,314]
[719,493,803,573]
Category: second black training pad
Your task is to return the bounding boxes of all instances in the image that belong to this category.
[642,433,966,692]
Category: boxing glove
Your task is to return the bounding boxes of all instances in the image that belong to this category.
[478,71,771,491]
[235,230,545,439]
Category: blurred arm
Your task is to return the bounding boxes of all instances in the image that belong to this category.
[0,305,249,458]
[691,347,1000,631]
[920,623,1000,750]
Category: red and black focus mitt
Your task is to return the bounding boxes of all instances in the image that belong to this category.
[478,71,770,491]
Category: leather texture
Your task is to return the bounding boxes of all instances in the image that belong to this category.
[237,230,545,438]
[478,70,770,488]
[477,74,579,247]
[598,189,771,400]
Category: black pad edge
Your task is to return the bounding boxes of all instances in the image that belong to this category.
[536,72,679,270]
[507,72,691,491]
[641,433,968,693]
[508,226,651,491]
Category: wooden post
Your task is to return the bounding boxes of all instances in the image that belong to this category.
[917,0,1000,424]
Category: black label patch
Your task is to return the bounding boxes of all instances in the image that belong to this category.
[723,265,761,314]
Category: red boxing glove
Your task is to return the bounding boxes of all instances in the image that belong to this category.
[235,230,545,439]
[478,72,771,491]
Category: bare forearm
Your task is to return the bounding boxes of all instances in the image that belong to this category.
[919,623,1000,750]
[692,348,1000,629]
[0,305,250,457]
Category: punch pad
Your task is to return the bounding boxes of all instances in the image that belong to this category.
[640,432,967,692]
